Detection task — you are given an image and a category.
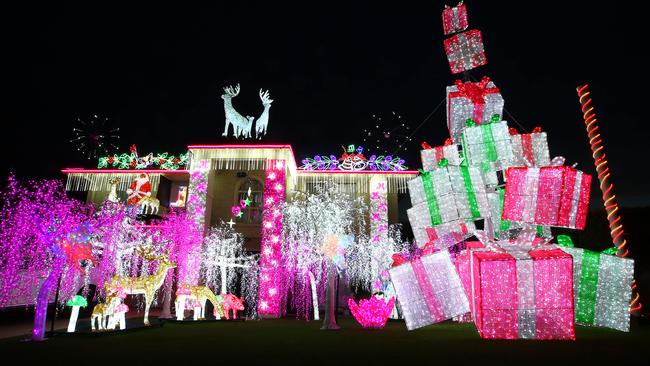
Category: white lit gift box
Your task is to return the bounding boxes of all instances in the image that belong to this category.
[407,165,489,247]
[446,77,504,144]
[556,235,634,332]
[389,250,469,330]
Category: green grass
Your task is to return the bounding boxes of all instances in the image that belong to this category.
[2,317,649,365]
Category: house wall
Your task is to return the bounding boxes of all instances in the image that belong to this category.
[209,170,265,252]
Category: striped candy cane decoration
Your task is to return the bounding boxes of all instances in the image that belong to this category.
[576,84,641,312]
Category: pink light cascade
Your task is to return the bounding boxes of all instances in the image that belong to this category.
[0,176,93,341]
[257,160,286,317]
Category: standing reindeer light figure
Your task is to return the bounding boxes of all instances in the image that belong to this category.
[221,84,253,139]
[255,89,273,139]
[105,247,176,326]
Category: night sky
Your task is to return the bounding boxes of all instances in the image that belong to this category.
[5,1,649,206]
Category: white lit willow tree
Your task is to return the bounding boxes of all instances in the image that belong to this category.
[281,183,403,329]
[200,224,260,318]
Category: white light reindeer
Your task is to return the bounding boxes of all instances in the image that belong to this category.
[221,84,253,139]
[255,89,273,139]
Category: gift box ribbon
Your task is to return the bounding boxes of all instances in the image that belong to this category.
[450,76,500,124]
[412,257,445,322]
[557,235,617,325]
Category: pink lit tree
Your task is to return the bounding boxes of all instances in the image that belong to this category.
[0,176,94,341]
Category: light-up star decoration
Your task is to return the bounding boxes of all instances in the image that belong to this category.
[230,186,253,224]
[299,145,407,171]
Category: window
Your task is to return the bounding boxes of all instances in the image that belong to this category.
[236,178,263,224]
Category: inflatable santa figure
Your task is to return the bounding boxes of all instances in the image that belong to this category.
[126,173,151,205]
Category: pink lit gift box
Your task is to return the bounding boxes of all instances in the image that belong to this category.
[420,139,462,171]
[443,29,487,74]
[389,250,470,330]
[442,2,469,35]
[446,77,504,144]
[508,127,551,167]
[468,230,576,340]
[502,166,592,230]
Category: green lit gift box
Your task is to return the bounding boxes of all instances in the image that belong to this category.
[557,235,634,332]
[461,117,514,187]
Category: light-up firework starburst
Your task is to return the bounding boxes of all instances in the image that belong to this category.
[363,111,412,155]
[71,114,120,159]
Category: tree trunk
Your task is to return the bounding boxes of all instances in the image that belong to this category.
[308,271,319,321]
[33,257,65,341]
[320,260,340,330]
[158,271,173,319]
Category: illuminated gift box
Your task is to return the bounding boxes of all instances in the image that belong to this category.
[407,166,489,214]
[389,250,470,330]
[461,119,514,172]
[443,29,487,74]
[502,166,592,230]
[407,167,488,247]
[468,231,575,340]
[411,220,475,248]
[509,127,551,167]
[446,77,504,144]
[557,236,634,332]
[442,2,469,35]
[421,141,462,171]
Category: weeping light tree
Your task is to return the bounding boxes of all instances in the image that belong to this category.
[201,224,258,288]
[0,176,94,341]
[158,209,203,317]
[282,182,394,328]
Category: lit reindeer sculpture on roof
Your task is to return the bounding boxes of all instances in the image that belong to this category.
[221,83,273,139]
[255,89,273,139]
[105,247,176,326]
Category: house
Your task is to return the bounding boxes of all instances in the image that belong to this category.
[62,144,417,316]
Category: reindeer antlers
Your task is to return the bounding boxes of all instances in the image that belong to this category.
[223,83,240,97]
[135,246,169,261]
[259,89,273,104]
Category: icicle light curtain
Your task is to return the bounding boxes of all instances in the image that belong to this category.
[64,172,163,192]
[188,145,298,177]
[295,173,417,194]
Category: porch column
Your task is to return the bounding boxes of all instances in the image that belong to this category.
[257,159,286,317]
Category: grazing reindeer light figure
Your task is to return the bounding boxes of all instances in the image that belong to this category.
[221,84,251,139]
[105,247,176,326]
[255,89,273,139]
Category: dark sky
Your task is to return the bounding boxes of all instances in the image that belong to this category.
[5,1,649,206]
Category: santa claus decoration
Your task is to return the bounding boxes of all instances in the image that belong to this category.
[126,173,152,205]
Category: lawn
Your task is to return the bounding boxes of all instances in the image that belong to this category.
[2,317,649,365]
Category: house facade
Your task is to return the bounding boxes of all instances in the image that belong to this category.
[62,144,417,316]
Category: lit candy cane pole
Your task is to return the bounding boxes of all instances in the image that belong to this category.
[576,84,642,312]
[257,160,286,317]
